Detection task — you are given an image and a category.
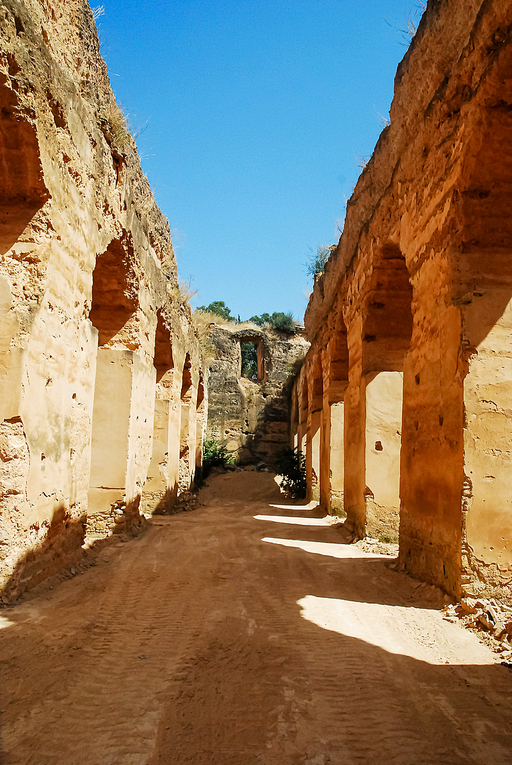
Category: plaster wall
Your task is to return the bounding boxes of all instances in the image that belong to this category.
[292,0,512,597]
[0,0,204,598]
[330,402,344,510]
[206,324,309,466]
[365,372,402,509]
[463,295,512,569]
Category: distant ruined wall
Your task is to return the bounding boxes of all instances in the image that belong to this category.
[293,0,512,600]
[206,323,308,467]
[0,0,204,599]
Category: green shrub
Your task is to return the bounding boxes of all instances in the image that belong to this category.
[269,311,295,333]
[202,437,235,478]
[276,448,307,499]
[249,311,296,333]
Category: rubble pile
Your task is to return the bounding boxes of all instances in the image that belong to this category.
[171,492,198,514]
[442,598,512,660]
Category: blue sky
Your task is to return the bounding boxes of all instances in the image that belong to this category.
[97,0,423,322]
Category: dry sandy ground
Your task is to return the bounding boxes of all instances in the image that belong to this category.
[1,472,512,765]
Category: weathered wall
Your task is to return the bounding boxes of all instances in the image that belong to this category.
[206,323,308,466]
[292,0,512,600]
[0,0,204,599]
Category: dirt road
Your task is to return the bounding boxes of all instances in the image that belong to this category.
[1,472,511,764]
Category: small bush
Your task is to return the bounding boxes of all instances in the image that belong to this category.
[249,311,296,333]
[202,437,235,478]
[305,244,333,280]
[269,311,295,333]
[276,448,307,499]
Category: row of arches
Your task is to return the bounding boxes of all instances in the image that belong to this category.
[296,192,512,599]
[0,67,204,596]
[87,235,205,523]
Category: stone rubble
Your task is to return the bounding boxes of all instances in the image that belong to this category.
[442,598,512,661]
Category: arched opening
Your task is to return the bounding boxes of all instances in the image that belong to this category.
[306,354,323,500]
[362,244,413,376]
[299,372,309,456]
[363,244,412,544]
[179,354,194,492]
[142,313,175,514]
[365,371,403,543]
[323,318,349,514]
[0,73,49,256]
[89,238,138,347]
[87,238,139,525]
[0,76,48,427]
[154,313,174,383]
[195,377,206,479]
[290,379,300,450]
[457,64,512,586]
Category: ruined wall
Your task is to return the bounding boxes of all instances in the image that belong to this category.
[0,0,204,599]
[293,0,512,599]
[206,323,308,466]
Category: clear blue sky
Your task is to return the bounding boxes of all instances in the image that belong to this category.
[97,0,423,322]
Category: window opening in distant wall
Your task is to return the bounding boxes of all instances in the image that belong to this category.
[241,341,259,380]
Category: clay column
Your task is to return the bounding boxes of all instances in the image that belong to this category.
[400,264,464,593]
[344,314,366,538]
[319,347,332,513]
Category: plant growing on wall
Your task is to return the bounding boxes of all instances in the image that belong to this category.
[305,244,333,280]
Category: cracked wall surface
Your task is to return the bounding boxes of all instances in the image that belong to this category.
[292,0,512,599]
[0,0,204,599]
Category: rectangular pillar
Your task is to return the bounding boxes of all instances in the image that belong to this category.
[344,318,366,537]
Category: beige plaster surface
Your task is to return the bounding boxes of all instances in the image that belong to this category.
[0,0,204,597]
[365,372,402,510]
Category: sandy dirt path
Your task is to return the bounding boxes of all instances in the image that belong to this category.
[1,471,511,765]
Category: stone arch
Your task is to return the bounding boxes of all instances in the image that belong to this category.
[321,316,349,513]
[306,353,323,500]
[141,312,175,514]
[89,237,139,347]
[298,368,309,455]
[179,353,194,491]
[153,312,174,384]
[181,353,193,402]
[87,237,141,523]
[0,73,49,255]
[195,376,206,477]
[363,243,412,542]
[454,51,512,589]
[0,76,48,427]
[362,243,413,375]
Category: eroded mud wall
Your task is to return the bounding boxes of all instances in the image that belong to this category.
[293,0,512,599]
[0,0,204,599]
[206,323,308,466]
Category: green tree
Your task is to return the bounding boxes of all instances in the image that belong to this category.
[198,300,234,321]
[249,312,270,328]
